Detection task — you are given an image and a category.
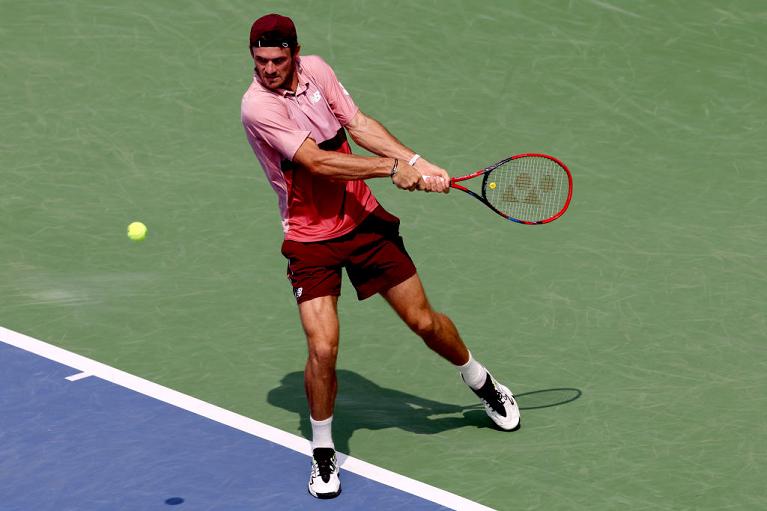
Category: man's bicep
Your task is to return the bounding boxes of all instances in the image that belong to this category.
[291,137,322,170]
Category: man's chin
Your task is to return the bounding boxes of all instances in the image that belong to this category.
[262,77,285,90]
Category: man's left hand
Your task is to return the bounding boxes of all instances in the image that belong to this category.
[415,159,450,193]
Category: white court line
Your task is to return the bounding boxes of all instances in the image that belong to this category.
[65,371,92,382]
[0,326,495,511]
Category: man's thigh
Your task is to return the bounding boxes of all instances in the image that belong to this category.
[298,295,340,347]
[379,273,431,324]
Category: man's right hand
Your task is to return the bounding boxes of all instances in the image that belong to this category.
[391,161,426,191]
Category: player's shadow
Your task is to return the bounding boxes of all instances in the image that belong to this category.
[267,370,581,454]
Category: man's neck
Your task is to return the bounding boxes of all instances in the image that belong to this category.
[287,70,299,92]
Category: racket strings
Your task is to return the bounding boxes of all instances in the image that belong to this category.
[484,157,568,222]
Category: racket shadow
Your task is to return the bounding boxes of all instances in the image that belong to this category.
[459,387,583,432]
[515,387,583,410]
[461,387,583,412]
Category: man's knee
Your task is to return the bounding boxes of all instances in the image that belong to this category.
[409,309,438,338]
[307,339,338,366]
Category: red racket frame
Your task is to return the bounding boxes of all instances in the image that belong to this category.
[450,153,573,225]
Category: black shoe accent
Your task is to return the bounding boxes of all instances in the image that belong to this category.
[312,448,336,484]
[309,487,342,500]
[471,374,508,417]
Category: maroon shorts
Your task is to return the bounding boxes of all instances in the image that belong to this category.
[281,206,417,304]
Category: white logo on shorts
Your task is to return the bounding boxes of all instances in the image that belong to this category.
[294,287,303,299]
[310,90,322,104]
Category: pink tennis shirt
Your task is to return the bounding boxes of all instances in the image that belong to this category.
[241,55,379,241]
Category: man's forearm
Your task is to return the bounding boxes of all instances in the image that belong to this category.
[308,150,395,181]
[292,136,395,181]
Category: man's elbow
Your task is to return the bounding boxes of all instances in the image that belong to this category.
[293,139,329,176]
[345,111,372,142]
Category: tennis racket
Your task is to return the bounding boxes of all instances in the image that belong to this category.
[430,154,573,224]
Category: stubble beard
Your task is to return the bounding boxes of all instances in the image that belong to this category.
[261,61,296,91]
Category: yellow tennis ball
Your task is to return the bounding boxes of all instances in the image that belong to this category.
[127,221,148,241]
[489,182,497,189]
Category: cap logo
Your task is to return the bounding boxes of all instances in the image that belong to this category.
[255,38,296,48]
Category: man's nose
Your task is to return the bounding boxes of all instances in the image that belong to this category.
[265,62,276,74]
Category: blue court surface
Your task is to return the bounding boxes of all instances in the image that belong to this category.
[0,332,487,511]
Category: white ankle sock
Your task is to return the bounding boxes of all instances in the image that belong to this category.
[310,415,335,450]
[457,352,488,390]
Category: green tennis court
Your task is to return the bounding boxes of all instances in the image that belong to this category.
[2,1,765,509]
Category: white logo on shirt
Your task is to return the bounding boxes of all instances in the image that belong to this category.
[310,90,322,104]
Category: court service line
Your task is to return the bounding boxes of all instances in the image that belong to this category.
[0,326,495,511]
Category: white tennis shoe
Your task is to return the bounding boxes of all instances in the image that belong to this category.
[468,373,521,431]
[308,447,341,499]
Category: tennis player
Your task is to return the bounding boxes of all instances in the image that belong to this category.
[242,14,520,499]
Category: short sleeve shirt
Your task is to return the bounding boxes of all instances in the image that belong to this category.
[241,55,379,241]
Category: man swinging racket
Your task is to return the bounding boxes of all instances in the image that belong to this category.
[241,13,520,499]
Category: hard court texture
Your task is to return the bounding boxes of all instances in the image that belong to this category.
[1,1,765,509]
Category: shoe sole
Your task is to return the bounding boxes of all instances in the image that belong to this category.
[497,419,521,432]
[308,486,342,499]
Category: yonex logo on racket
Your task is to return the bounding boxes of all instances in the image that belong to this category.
[501,172,547,206]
